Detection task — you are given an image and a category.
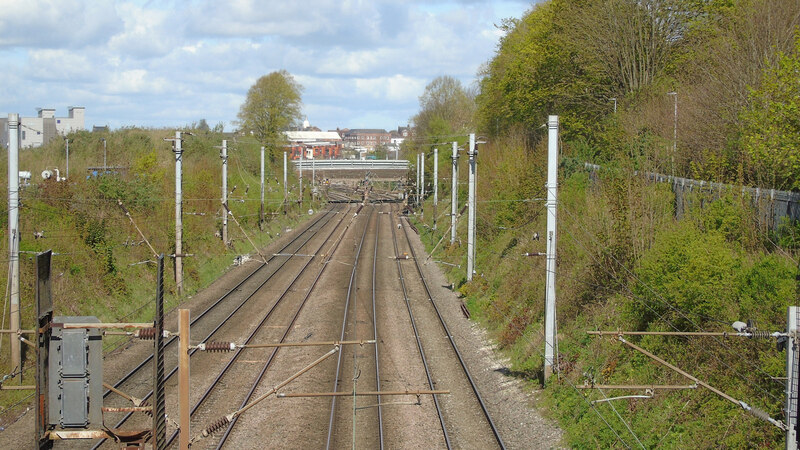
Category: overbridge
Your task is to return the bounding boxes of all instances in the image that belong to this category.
[292,159,409,181]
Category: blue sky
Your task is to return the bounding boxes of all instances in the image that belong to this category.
[0,0,536,132]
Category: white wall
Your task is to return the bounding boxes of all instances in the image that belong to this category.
[58,107,85,135]
[20,117,45,148]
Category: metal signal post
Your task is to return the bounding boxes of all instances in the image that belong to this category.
[787,306,799,450]
[260,146,265,227]
[467,134,476,281]
[221,140,228,245]
[544,115,559,379]
[166,131,186,296]
[451,142,458,245]
[7,113,21,376]
[433,147,438,231]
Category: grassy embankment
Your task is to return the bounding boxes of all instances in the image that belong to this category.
[411,135,799,448]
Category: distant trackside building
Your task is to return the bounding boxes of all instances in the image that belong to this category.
[0,107,86,149]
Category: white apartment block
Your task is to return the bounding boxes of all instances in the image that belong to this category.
[1,107,85,149]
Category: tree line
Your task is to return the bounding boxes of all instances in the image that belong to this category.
[409,0,800,192]
[406,1,800,447]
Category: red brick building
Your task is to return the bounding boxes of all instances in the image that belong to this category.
[284,131,343,160]
[341,129,390,150]
[286,143,342,160]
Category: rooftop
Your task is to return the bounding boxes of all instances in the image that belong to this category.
[285,131,342,142]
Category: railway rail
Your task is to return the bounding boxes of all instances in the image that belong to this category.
[396,208,506,449]
[90,195,505,448]
[198,197,361,448]
[92,204,349,448]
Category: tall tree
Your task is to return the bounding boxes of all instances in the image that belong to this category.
[739,31,800,191]
[411,75,475,145]
[476,0,609,142]
[237,70,303,160]
[672,0,800,181]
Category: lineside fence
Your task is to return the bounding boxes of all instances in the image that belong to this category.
[584,163,800,230]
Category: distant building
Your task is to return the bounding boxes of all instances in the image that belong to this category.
[284,131,343,144]
[389,125,411,146]
[288,117,321,132]
[284,130,343,160]
[342,129,390,150]
[0,107,85,149]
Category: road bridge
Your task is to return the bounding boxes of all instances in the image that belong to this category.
[293,159,409,181]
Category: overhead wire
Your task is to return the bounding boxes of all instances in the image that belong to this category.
[653,397,693,448]
[461,258,634,448]
[597,387,646,449]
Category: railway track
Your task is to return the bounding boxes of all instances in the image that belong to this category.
[91,200,504,449]
[92,204,349,448]
[325,206,379,449]
[192,203,504,449]
[395,207,506,449]
[190,198,361,448]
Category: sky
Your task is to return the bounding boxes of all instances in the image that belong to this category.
[0,0,536,132]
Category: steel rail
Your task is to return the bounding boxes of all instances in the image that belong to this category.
[162,198,350,447]
[91,206,343,449]
[399,215,506,449]
[372,207,385,449]
[325,206,375,449]
[167,201,350,446]
[214,201,363,448]
[102,206,337,396]
[390,204,452,449]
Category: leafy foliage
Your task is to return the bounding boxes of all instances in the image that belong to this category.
[739,31,800,191]
[413,75,474,136]
[476,1,609,142]
[414,140,797,446]
[476,0,800,190]
[237,70,303,161]
[626,222,742,329]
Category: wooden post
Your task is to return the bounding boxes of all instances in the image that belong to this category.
[178,309,190,450]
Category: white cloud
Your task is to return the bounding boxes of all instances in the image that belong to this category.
[107,3,180,59]
[25,50,95,82]
[354,75,427,102]
[105,70,169,95]
[0,0,121,49]
[0,0,539,131]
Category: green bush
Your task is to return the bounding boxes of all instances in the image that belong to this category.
[627,222,741,329]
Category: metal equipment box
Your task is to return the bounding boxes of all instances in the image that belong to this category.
[48,316,103,428]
